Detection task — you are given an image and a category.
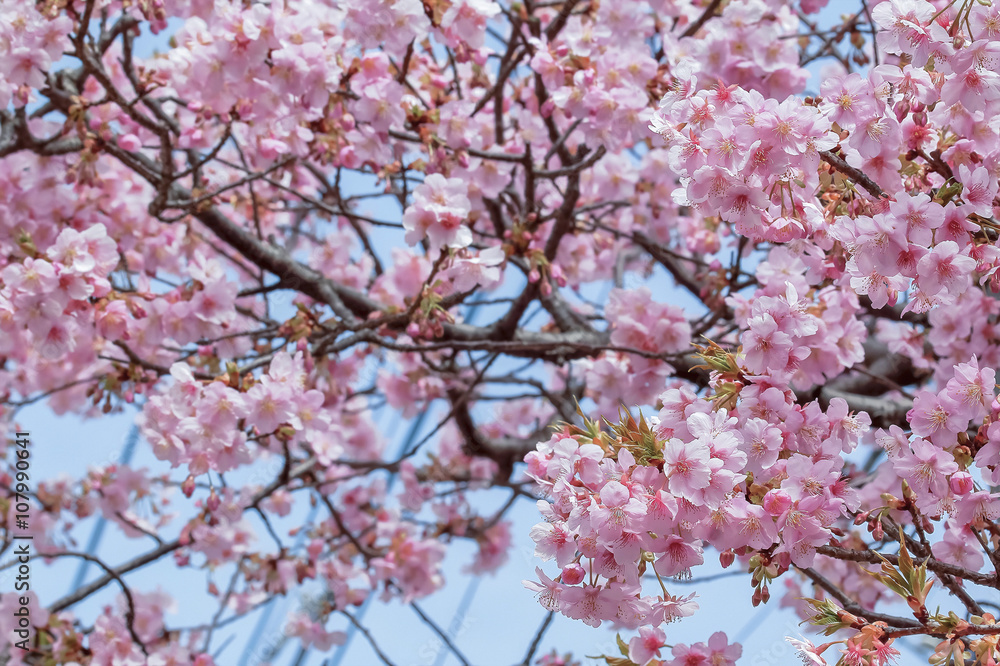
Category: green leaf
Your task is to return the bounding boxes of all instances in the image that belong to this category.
[617,633,629,657]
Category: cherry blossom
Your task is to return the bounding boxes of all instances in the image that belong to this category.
[4,0,1000,663]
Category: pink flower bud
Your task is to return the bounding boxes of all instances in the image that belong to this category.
[719,550,735,568]
[339,146,358,169]
[561,563,585,585]
[894,100,910,123]
[762,489,792,517]
[119,134,142,151]
[207,489,221,512]
[236,99,253,118]
[182,475,196,498]
[130,302,147,319]
[950,471,974,495]
[550,264,567,287]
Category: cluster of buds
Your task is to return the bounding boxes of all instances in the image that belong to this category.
[603,406,664,467]
[525,249,567,297]
[279,303,320,343]
[311,106,360,166]
[502,217,537,255]
[747,553,781,607]
[865,537,934,624]
[405,285,454,339]
[556,401,612,449]
[930,613,1000,666]
[853,507,888,542]
[804,597,868,634]
[693,339,744,411]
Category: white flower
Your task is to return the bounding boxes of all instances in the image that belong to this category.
[785,636,827,665]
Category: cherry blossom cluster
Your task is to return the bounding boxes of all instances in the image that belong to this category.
[577,287,693,414]
[1,224,117,358]
[0,0,72,108]
[6,0,1000,662]
[523,371,870,626]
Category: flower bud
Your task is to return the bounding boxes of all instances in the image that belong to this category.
[894,100,910,123]
[922,517,935,534]
[207,489,221,512]
[472,49,490,67]
[561,563,586,585]
[762,489,792,517]
[950,471,974,496]
[719,550,735,568]
[182,475,196,498]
